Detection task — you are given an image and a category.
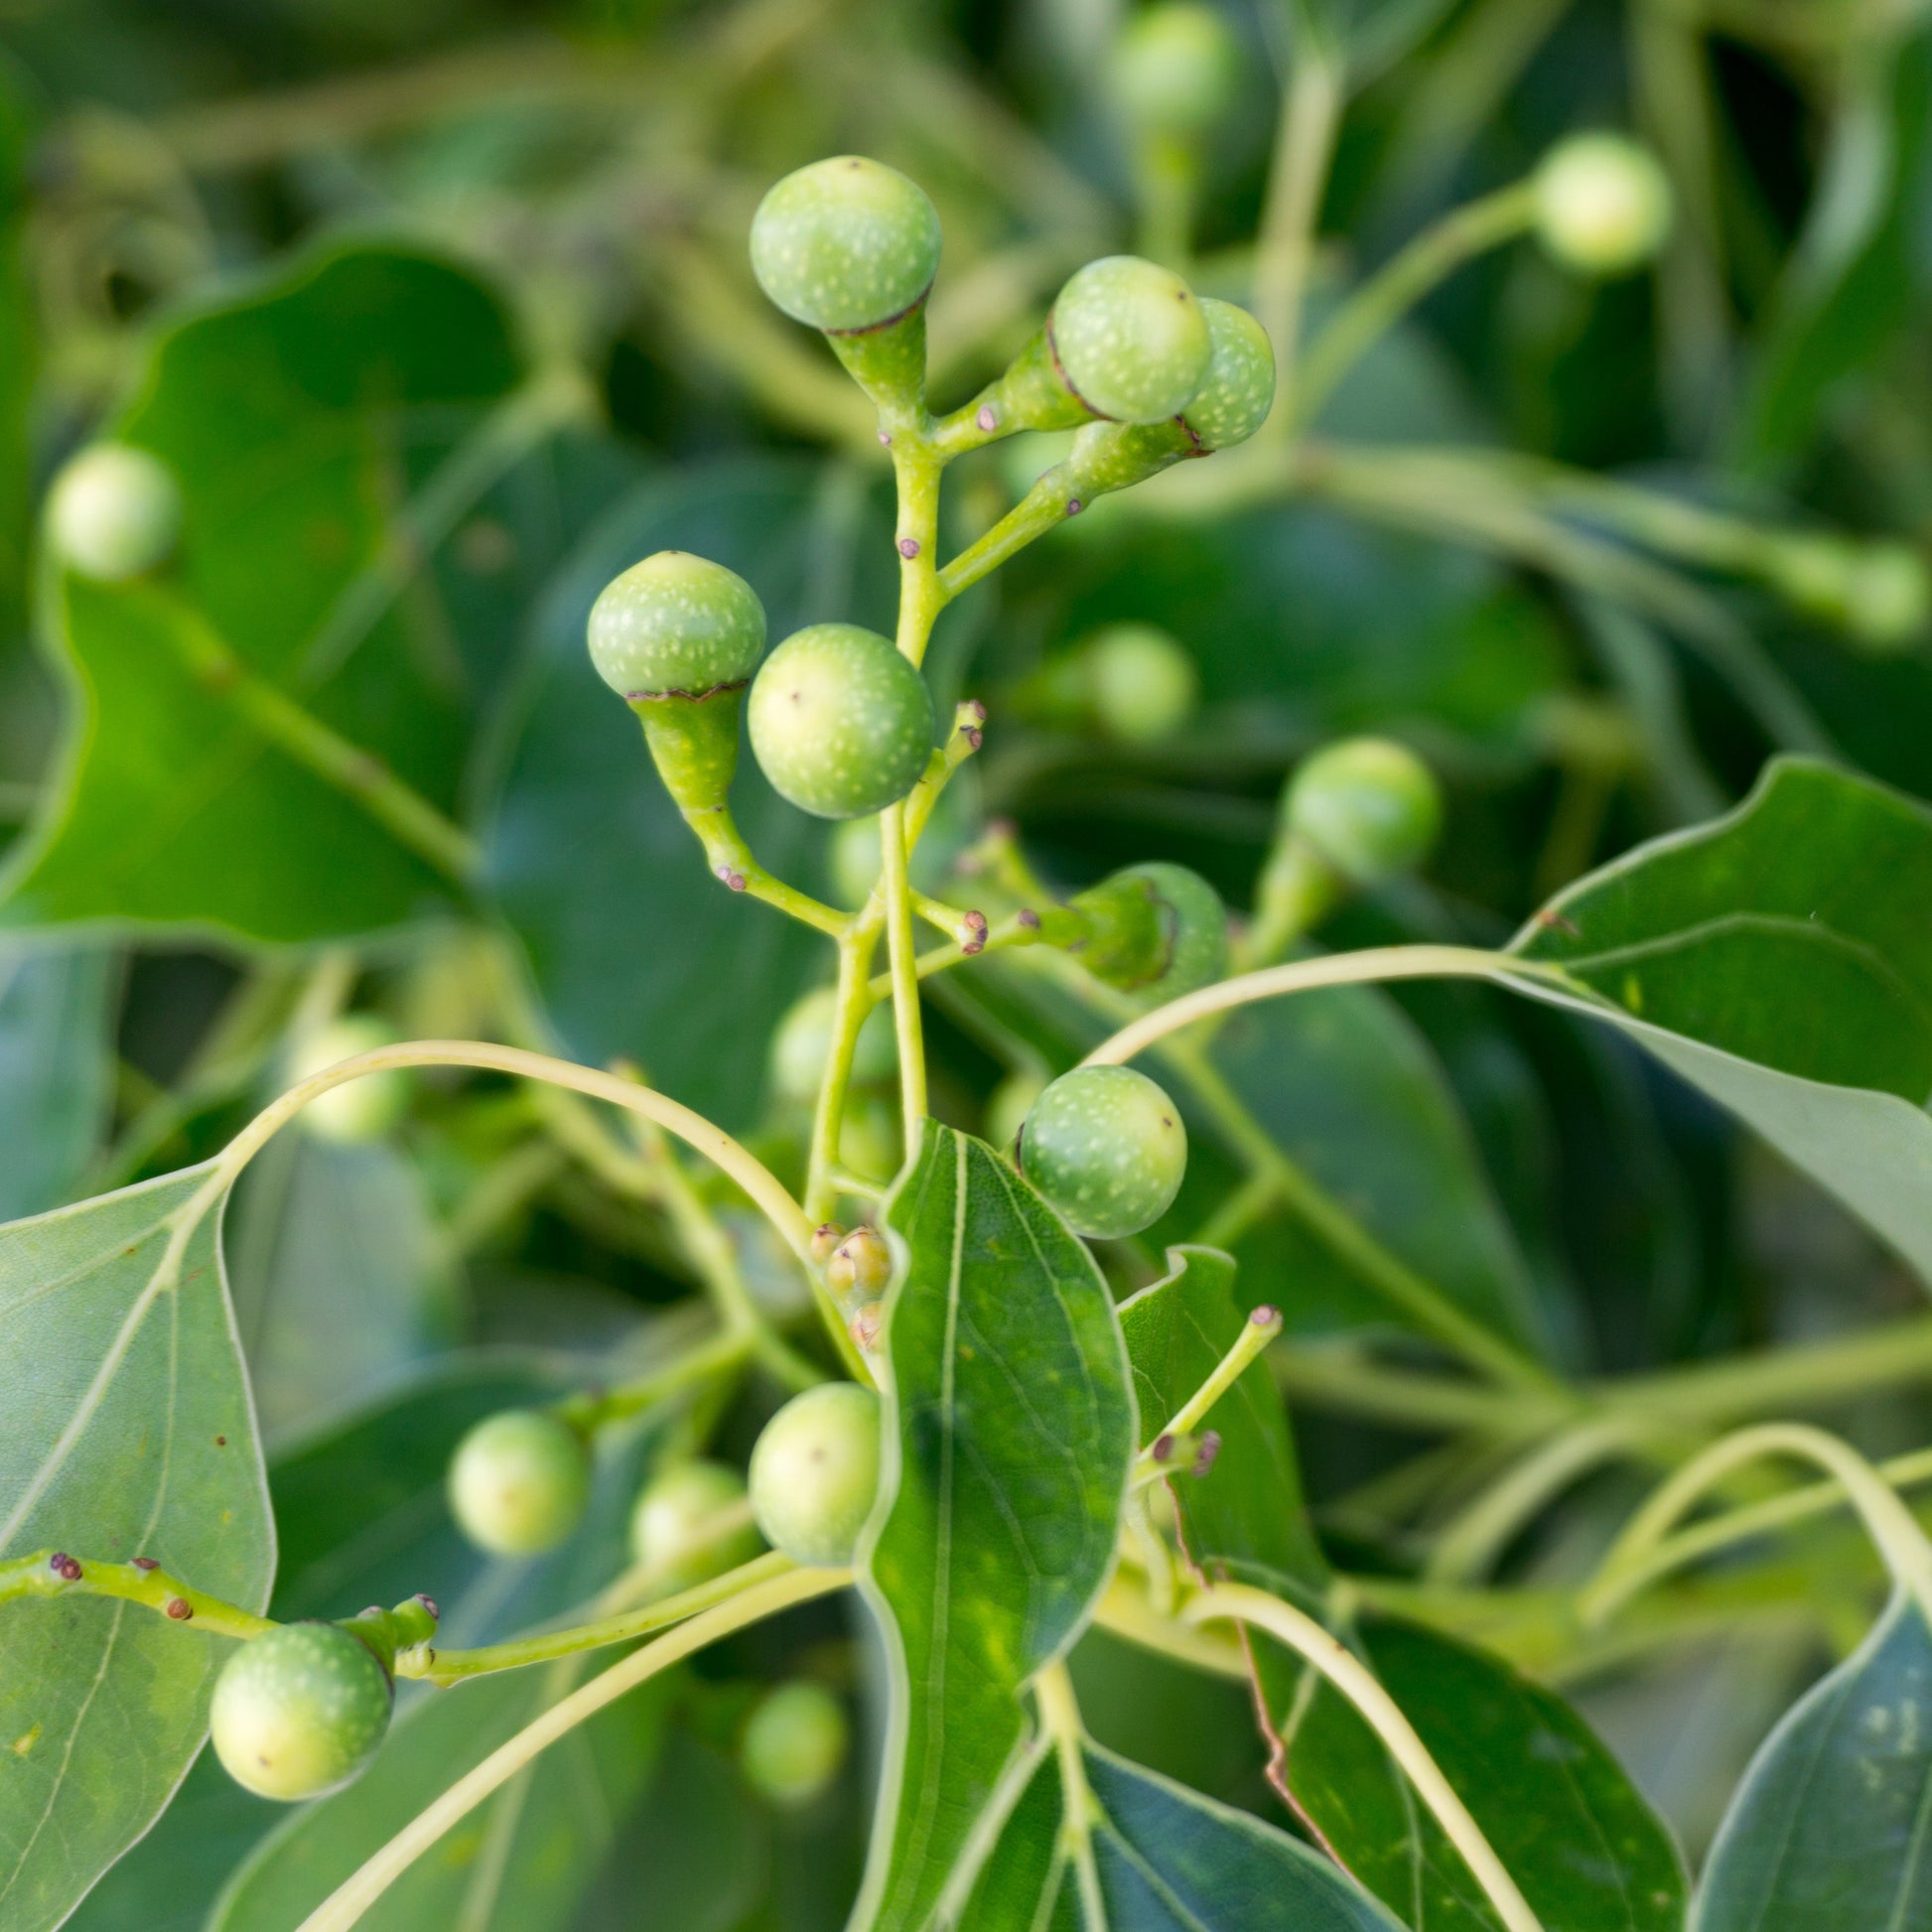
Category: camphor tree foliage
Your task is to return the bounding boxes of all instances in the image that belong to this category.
[11,0,1932,1926]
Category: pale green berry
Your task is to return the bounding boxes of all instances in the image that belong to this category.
[288,1015,409,1144]
[1179,299,1276,450]
[829,817,884,908]
[748,623,935,820]
[1082,623,1198,744]
[1018,1065,1187,1240]
[749,1382,883,1568]
[47,443,183,581]
[742,1681,850,1809]
[210,1622,393,1802]
[1534,134,1673,278]
[750,156,942,333]
[1049,256,1211,424]
[769,987,897,1105]
[629,1459,762,1588]
[1111,4,1240,141]
[839,1091,902,1188]
[448,1409,591,1557]
[587,551,765,700]
[1286,738,1443,886]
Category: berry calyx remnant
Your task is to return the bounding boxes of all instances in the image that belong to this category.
[748,622,935,820]
[1017,1064,1187,1240]
[288,1013,409,1143]
[1285,737,1443,887]
[748,1382,882,1568]
[448,1409,592,1557]
[1533,134,1673,278]
[209,1620,393,1801]
[629,1459,762,1588]
[47,443,184,582]
[741,1680,850,1809]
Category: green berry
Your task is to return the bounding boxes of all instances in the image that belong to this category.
[770,988,897,1106]
[448,1409,591,1557]
[741,1681,850,1809]
[1534,134,1673,278]
[587,551,765,700]
[1285,738,1443,886]
[1082,623,1198,744]
[629,1459,762,1589]
[288,1015,409,1143]
[750,156,942,334]
[1048,256,1211,424]
[1124,861,1228,1003]
[838,1092,902,1189]
[209,1621,393,1802]
[1179,299,1276,451]
[1111,4,1240,141]
[1018,1065,1187,1240]
[749,1382,882,1568]
[46,443,183,582]
[748,623,935,820]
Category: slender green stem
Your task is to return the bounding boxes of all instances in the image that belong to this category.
[687,801,848,936]
[553,1327,757,1434]
[1092,1575,1251,1679]
[867,909,1045,999]
[1182,1583,1546,1932]
[881,806,927,1140]
[935,470,1083,602]
[1141,1306,1284,1467]
[0,1552,275,1642]
[902,701,986,852]
[296,1567,850,1932]
[805,926,879,1226]
[1294,183,1537,425]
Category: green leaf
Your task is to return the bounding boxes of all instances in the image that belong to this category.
[483,456,897,1129]
[964,1739,1405,1929]
[1271,1612,1687,1932]
[3,242,526,943]
[856,1123,1136,1932]
[1512,757,1932,1293]
[1693,1590,1932,1931]
[1117,1245,1325,1593]
[0,942,114,1220]
[0,1167,273,1932]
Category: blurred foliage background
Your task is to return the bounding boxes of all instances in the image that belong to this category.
[8,0,1932,1921]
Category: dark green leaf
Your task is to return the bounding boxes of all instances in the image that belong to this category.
[0,942,114,1220]
[1272,1612,1687,1932]
[0,1168,273,1932]
[856,1123,1135,1931]
[1693,1591,1932,1931]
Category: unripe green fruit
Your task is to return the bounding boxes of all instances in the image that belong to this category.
[1534,134,1673,278]
[1111,4,1239,141]
[1179,299,1276,451]
[750,156,942,334]
[839,1092,902,1189]
[1049,256,1211,424]
[47,443,183,582]
[289,1015,410,1143]
[742,1681,850,1809]
[1017,1065,1187,1240]
[748,623,935,820]
[629,1459,761,1589]
[1122,861,1228,1004]
[1285,738,1443,886]
[210,1621,393,1802]
[449,1409,591,1557]
[587,551,765,699]
[1082,623,1198,744]
[770,988,897,1105]
[749,1382,882,1568]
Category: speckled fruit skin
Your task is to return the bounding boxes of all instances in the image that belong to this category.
[1049,256,1211,424]
[588,551,766,699]
[1018,1065,1187,1240]
[1286,738,1443,886]
[1125,861,1228,1005]
[1534,134,1673,278]
[750,157,942,334]
[47,443,183,582]
[288,1014,408,1143]
[629,1459,762,1588]
[749,1382,882,1568]
[209,1621,393,1802]
[448,1409,592,1557]
[1180,299,1276,451]
[1111,3,1238,140]
[741,1681,850,1809]
[748,623,935,820]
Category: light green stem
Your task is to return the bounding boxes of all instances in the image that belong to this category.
[1142,1307,1284,1464]
[296,1567,850,1932]
[0,1552,275,1642]
[553,1328,757,1434]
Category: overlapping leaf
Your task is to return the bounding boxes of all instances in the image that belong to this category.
[0,942,113,1220]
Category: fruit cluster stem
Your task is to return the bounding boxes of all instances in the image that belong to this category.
[0,1551,275,1641]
